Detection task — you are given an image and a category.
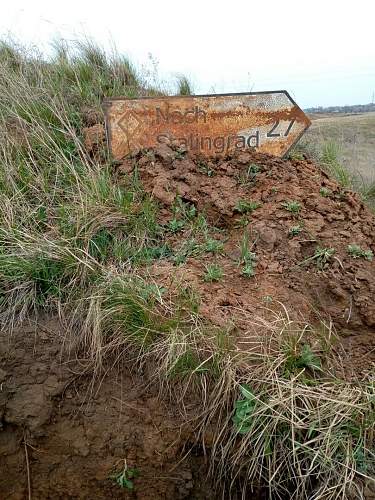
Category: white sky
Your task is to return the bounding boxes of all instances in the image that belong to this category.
[1,0,375,108]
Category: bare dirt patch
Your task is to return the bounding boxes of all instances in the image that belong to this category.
[0,321,216,499]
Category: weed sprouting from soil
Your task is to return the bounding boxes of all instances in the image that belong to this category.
[238,231,257,277]
[167,218,185,233]
[282,200,302,214]
[301,247,335,269]
[289,224,302,237]
[347,244,374,261]
[203,263,223,282]
[197,159,215,177]
[172,195,197,221]
[111,462,139,490]
[241,259,256,278]
[203,238,224,255]
[237,163,261,186]
[235,199,261,214]
[234,215,250,228]
[283,342,322,377]
[232,384,257,434]
[320,186,331,197]
[173,238,199,265]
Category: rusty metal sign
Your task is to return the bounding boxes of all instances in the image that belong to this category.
[103,91,310,159]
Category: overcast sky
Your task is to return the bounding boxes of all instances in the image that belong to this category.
[1,0,375,108]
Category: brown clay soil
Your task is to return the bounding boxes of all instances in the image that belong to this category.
[119,145,375,375]
[1,141,374,498]
[0,320,218,499]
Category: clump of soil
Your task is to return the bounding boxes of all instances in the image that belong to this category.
[118,144,375,378]
[83,123,106,161]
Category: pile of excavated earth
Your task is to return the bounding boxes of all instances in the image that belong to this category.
[118,143,375,374]
[0,139,374,499]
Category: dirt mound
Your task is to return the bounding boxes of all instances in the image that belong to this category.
[119,144,375,372]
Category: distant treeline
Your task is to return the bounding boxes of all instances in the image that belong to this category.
[305,103,375,114]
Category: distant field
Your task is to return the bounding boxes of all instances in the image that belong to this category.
[301,111,375,184]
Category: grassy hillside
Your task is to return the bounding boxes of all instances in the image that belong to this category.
[0,40,374,499]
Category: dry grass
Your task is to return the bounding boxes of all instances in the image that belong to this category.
[73,273,375,498]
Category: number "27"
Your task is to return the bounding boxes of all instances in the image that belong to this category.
[267,119,295,138]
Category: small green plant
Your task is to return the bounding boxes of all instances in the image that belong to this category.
[242,259,256,278]
[239,232,257,277]
[138,283,166,302]
[235,200,261,214]
[321,141,352,188]
[177,286,201,314]
[233,384,257,434]
[301,247,335,269]
[238,163,261,185]
[173,238,200,265]
[191,213,209,236]
[288,151,304,161]
[283,344,322,377]
[263,295,273,303]
[347,244,373,261]
[203,263,223,282]
[167,218,185,233]
[247,163,260,175]
[172,196,197,220]
[289,225,302,237]
[174,148,186,160]
[141,244,173,261]
[234,215,250,228]
[282,200,301,214]
[115,242,173,265]
[319,187,331,197]
[239,231,252,261]
[203,238,224,255]
[88,228,114,262]
[197,160,215,177]
[111,464,139,490]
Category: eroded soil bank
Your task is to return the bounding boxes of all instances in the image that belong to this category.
[0,320,219,499]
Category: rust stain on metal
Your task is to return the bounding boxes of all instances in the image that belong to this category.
[103,91,311,159]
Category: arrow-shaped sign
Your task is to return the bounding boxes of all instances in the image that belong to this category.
[104,91,310,160]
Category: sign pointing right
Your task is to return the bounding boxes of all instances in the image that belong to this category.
[104,91,311,159]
